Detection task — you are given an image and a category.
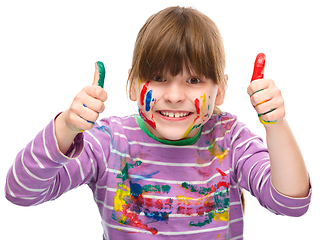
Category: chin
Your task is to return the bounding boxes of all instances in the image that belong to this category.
[157,128,197,141]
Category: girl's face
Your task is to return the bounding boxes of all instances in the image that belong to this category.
[130,67,225,141]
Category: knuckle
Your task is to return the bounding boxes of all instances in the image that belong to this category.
[97,101,104,111]
[251,95,258,104]
[255,105,262,113]
[69,104,78,114]
[94,87,103,96]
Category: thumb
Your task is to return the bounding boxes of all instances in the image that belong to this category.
[92,61,105,88]
[251,53,266,82]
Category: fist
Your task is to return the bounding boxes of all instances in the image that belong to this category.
[64,62,108,132]
[248,54,285,125]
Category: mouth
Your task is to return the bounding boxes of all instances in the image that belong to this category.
[158,110,192,118]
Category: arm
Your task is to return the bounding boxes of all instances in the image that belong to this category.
[231,120,310,216]
[248,54,310,198]
[265,118,309,198]
[5,62,108,206]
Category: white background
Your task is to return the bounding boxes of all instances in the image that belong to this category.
[1,0,319,239]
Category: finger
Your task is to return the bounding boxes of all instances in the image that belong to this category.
[82,94,106,113]
[84,85,108,103]
[258,106,283,125]
[250,86,271,106]
[251,53,266,82]
[71,100,100,124]
[67,110,95,132]
[92,61,105,88]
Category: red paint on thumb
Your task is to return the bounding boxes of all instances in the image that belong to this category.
[251,53,266,82]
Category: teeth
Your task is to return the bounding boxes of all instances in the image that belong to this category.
[160,111,189,118]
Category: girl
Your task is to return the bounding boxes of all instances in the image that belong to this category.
[5,6,311,240]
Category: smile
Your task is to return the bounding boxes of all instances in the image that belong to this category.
[158,110,192,118]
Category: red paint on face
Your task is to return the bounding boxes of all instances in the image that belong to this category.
[140,81,149,106]
[195,98,200,114]
[139,110,156,129]
[251,53,266,82]
[191,98,201,124]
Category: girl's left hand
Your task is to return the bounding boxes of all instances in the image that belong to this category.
[247,78,285,126]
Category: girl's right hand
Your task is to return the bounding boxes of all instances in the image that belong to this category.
[63,62,108,133]
[55,62,107,154]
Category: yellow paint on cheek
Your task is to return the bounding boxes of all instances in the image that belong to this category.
[182,94,207,138]
[200,93,206,116]
[182,124,194,139]
[138,78,142,92]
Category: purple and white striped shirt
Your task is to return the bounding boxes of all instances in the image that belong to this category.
[5,112,311,239]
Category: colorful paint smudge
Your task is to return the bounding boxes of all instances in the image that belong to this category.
[145,90,154,112]
[112,150,230,235]
[251,53,266,82]
[182,93,207,138]
[178,180,229,226]
[139,108,156,129]
[140,81,149,106]
[113,159,174,235]
[96,61,105,88]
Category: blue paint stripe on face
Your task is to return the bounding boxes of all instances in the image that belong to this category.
[145,90,153,112]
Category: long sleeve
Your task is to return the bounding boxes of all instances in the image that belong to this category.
[230,122,311,217]
[5,117,99,206]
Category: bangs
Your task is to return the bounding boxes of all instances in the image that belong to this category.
[129,7,225,90]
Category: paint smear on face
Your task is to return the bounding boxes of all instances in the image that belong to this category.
[140,81,149,106]
[145,90,153,112]
[182,94,207,138]
[138,80,157,129]
[139,108,156,129]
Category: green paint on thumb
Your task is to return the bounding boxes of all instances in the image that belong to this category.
[96,61,105,88]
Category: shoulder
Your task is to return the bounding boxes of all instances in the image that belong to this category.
[203,112,240,135]
[202,112,258,145]
[95,114,139,132]
[83,114,140,143]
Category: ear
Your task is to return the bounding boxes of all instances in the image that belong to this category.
[129,69,137,101]
[215,74,228,106]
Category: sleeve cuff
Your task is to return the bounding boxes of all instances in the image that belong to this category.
[45,114,84,164]
[270,179,312,216]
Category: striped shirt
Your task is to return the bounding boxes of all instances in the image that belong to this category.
[5,112,311,240]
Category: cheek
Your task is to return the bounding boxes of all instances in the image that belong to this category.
[194,94,214,122]
[139,81,156,112]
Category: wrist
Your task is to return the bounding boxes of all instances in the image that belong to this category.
[55,111,80,154]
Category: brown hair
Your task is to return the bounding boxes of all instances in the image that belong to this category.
[127,6,226,98]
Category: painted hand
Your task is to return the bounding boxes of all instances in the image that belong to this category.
[63,61,108,132]
[247,53,285,125]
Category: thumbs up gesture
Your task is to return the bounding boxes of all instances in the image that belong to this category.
[247,54,285,125]
[63,61,108,133]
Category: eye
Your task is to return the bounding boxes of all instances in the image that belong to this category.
[188,77,201,84]
[153,76,166,82]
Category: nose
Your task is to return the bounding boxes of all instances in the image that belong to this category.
[163,82,185,103]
